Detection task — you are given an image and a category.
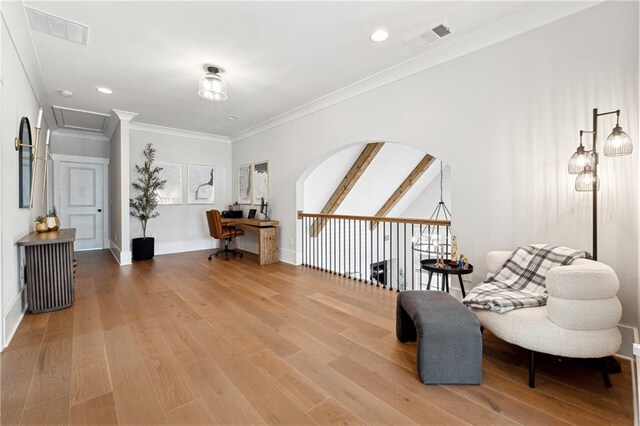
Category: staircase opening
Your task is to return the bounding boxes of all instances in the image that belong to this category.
[296,141,455,294]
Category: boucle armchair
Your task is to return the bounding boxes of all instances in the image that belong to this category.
[472,251,622,388]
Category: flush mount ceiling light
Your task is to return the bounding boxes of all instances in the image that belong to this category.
[226,115,237,120]
[198,66,228,101]
[59,90,74,97]
[97,87,112,94]
[370,28,389,42]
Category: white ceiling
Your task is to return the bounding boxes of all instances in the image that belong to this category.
[23,1,595,138]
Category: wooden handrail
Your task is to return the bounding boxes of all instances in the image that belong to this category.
[297,211,451,227]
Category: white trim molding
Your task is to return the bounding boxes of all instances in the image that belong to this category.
[105,109,138,139]
[3,287,27,349]
[51,128,109,143]
[130,122,231,144]
[49,153,110,165]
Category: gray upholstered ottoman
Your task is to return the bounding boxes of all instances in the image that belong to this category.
[397,291,482,384]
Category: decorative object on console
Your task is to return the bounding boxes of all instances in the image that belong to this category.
[46,206,60,231]
[34,216,48,233]
[156,162,183,205]
[188,164,215,204]
[568,108,633,260]
[237,163,252,204]
[130,143,167,261]
[252,161,269,204]
[198,65,227,101]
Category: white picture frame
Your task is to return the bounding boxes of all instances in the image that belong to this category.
[237,163,252,205]
[252,160,269,205]
[156,162,183,205]
[188,164,215,204]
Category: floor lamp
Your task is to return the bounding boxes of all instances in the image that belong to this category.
[567,108,633,261]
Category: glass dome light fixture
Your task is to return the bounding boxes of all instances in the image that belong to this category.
[198,66,227,101]
[575,164,600,192]
[568,131,594,174]
[603,112,633,156]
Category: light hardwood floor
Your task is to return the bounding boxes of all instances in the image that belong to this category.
[1,249,633,425]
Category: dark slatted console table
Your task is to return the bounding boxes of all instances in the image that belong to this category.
[17,228,76,313]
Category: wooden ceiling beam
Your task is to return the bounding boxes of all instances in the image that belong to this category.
[371,154,436,230]
[310,142,385,237]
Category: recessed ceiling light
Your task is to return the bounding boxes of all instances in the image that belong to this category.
[97,87,112,94]
[226,116,237,120]
[59,90,74,97]
[370,28,389,42]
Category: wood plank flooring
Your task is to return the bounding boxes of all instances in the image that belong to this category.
[1,249,633,425]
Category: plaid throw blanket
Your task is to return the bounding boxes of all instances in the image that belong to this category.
[462,244,586,313]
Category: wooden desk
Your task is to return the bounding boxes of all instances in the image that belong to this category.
[17,228,76,313]
[222,218,279,265]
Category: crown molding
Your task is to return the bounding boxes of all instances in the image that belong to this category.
[112,109,139,122]
[130,122,231,144]
[230,1,600,143]
[104,109,138,139]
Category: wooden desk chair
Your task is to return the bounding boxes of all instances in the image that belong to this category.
[206,210,245,261]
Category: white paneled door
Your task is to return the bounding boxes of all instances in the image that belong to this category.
[53,155,109,251]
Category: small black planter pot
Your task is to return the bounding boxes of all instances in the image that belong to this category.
[132,237,155,261]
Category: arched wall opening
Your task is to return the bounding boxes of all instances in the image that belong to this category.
[295,141,457,294]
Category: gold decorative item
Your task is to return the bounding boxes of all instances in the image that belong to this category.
[34,216,48,233]
[46,206,60,231]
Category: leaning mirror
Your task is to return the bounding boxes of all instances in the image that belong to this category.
[17,117,33,208]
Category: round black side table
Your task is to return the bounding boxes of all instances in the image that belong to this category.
[420,259,474,298]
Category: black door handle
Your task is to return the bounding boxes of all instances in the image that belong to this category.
[98,209,102,212]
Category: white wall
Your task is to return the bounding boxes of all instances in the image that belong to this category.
[233,2,639,327]
[0,17,49,347]
[50,129,110,159]
[129,126,232,255]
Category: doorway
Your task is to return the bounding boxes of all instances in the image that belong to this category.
[51,154,109,251]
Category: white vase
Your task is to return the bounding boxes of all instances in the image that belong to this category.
[46,217,57,229]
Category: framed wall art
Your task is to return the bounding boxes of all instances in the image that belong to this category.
[188,164,215,204]
[252,160,269,205]
[237,163,252,204]
[156,162,182,205]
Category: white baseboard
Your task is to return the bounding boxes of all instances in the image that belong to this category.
[279,248,298,265]
[121,251,132,265]
[618,324,638,359]
[3,287,27,349]
[154,239,217,256]
[110,240,132,265]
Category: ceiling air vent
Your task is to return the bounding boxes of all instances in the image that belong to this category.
[405,23,452,49]
[25,6,89,45]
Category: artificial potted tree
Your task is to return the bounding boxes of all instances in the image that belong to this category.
[130,143,166,261]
